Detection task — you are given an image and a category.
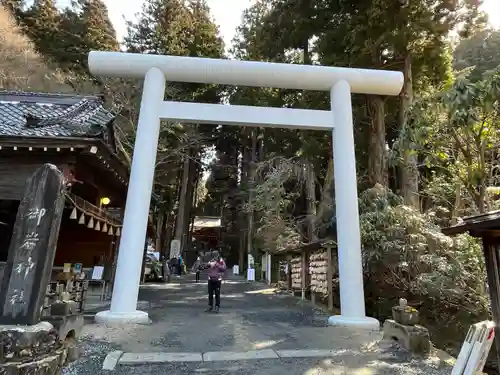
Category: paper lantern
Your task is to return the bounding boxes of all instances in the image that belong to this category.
[102,223,108,233]
[78,213,85,225]
[108,226,114,235]
[87,217,94,229]
[70,207,77,220]
[116,227,121,236]
[95,221,101,231]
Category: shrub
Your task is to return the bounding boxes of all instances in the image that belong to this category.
[360,184,489,353]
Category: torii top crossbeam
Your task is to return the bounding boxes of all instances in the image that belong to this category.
[88,52,403,96]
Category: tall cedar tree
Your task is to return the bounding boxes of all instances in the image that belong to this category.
[124,0,226,254]
[78,0,119,53]
[22,0,62,62]
[243,0,485,208]
[22,0,118,73]
[454,29,500,81]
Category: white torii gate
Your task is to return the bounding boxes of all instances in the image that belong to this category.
[89,51,403,329]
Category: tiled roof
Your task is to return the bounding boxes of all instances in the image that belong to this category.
[0,91,115,138]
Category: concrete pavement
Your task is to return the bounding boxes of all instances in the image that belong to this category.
[62,274,455,375]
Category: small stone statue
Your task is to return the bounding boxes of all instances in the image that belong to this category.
[393,298,419,326]
[384,297,430,356]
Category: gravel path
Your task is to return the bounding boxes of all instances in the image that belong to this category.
[62,274,455,375]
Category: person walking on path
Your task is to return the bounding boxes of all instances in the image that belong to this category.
[178,254,184,276]
[192,256,202,283]
[206,255,226,313]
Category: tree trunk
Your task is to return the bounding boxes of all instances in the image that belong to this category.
[367,95,388,186]
[247,130,257,262]
[174,152,191,252]
[155,206,165,254]
[163,211,175,259]
[315,147,334,235]
[477,185,487,214]
[239,135,251,270]
[182,157,197,250]
[218,134,240,255]
[305,162,317,242]
[399,54,419,209]
[187,163,200,249]
[451,183,462,224]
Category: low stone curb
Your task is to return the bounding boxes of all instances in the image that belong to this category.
[109,348,356,367]
[102,350,123,371]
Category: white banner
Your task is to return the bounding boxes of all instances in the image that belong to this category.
[169,239,181,259]
[452,320,495,375]
[247,268,255,281]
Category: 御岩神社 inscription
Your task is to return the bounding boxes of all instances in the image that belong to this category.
[0,164,65,325]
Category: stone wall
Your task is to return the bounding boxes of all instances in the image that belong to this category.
[0,322,68,375]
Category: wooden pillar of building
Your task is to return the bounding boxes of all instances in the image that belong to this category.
[261,253,265,282]
[275,255,280,287]
[107,236,120,298]
[482,236,500,374]
[287,255,292,291]
[326,244,334,311]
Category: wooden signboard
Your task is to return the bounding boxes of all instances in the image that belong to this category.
[0,164,65,325]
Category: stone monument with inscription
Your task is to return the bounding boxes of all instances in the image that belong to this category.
[0,164,71,374]
[0,164,65,325]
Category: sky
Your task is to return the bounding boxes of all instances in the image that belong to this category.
[103,0,256,46]
[103,0,500,46]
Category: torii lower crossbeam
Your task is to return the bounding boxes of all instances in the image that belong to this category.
[88,52,403,329]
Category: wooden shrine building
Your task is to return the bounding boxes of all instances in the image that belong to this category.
[191,216,222,249]
[190,216,222,262]
[442,211,500,373]
[0,90,129,272]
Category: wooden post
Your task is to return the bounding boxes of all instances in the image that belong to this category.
[482,236,500,374]
[287,255,292,291]
[301,251,306,300]
[267,253,272,285]
[261,253,265,282]
[238,229,245,271]
[109,237,120,296]
[326,245,334,311]
[275,256,280,287]
[0,164,65,325]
